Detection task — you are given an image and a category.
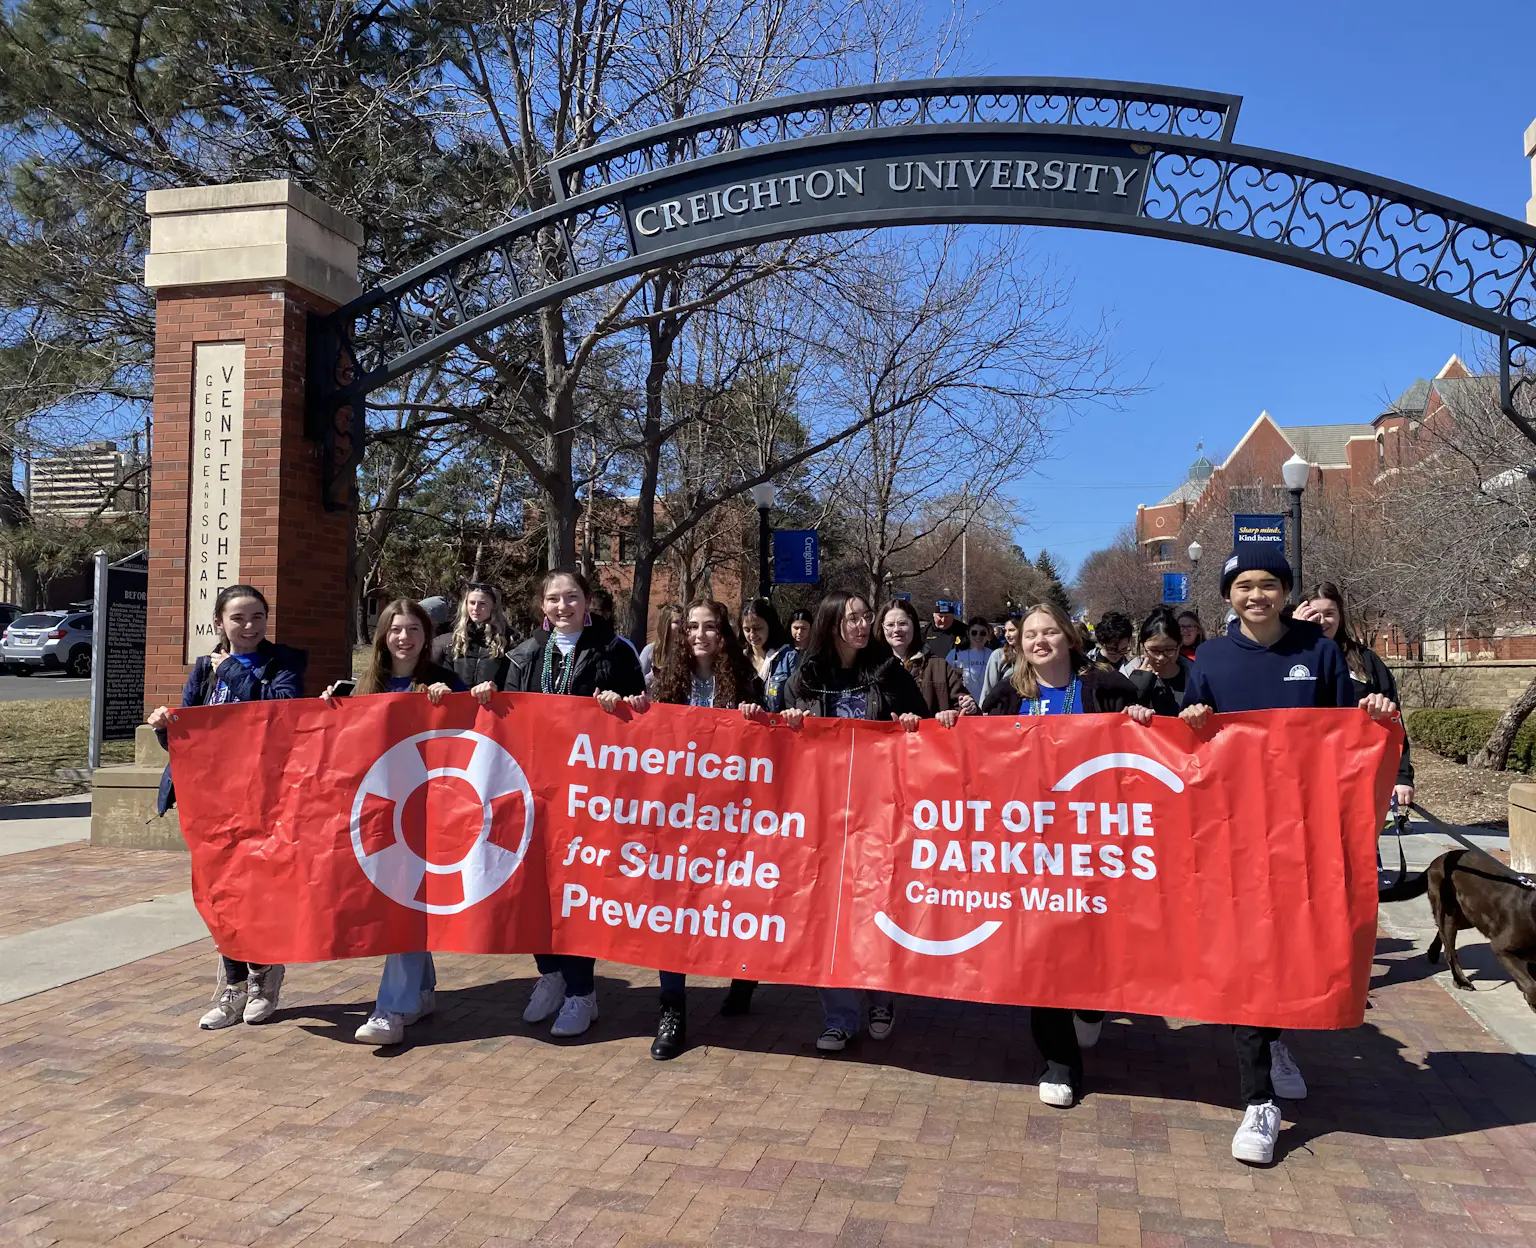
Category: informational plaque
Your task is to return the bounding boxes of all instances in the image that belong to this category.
[89,552,148,763]
[187,343,245,660]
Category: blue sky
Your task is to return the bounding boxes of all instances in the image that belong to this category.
[965,0,1536,574]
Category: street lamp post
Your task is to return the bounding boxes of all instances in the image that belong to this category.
[1186,539,1202,610]
[1280,454,1310,605]
[749,481,776,600]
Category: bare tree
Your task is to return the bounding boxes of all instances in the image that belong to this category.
[1376,360,1536,769]
[1073,526,1164,620]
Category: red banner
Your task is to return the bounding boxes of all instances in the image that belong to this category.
[169,693,1401,1028]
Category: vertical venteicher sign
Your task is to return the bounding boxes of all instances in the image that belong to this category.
[187,343,246,660]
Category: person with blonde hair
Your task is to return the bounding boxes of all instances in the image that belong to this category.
[981,601,1137,1109]
[322,598,466,1047]
[434,582,513,690]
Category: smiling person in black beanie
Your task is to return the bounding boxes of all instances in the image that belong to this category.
[1180,544,1399,1168]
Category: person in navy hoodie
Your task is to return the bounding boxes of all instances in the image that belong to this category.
[1178,546,1398,1167]
[146,584,306,1030]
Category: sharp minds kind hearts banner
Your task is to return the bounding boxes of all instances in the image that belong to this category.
[169,694,1401,1028]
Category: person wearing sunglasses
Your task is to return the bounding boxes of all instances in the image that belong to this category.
[780,591,928,1051]
[951,616,995,704]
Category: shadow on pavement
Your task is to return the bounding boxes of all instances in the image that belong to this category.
[0,800,90,821]
[266,946,1536,1150]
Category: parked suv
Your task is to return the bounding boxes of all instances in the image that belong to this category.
[1,611,93,677]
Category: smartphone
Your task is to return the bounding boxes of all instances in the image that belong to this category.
[329,678,357,698]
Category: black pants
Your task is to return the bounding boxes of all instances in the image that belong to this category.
[220,956,269,984]
[1234,1025,1281,1104]
[1030,1008,1101,1078]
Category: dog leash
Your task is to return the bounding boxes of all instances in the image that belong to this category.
[1410,801,1536,889]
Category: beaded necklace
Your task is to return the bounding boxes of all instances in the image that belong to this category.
[540,630,578,695]
[1028,675,1080,717]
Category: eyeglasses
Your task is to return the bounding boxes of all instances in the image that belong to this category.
[843,612,875,626]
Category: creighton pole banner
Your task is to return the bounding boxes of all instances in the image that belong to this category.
[169,695,1402,1029]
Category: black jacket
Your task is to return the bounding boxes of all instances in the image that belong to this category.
[1349,644,1414,786]
[783,651,928,721]
[982,665,1138,716]
[156,641,307,814]
[1128,658,1192,719]
[503,620,645,698]
[432,628,511,690]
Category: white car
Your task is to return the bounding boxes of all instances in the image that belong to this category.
[1,611,93,677]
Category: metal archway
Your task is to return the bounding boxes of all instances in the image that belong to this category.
[308,77,1536,508]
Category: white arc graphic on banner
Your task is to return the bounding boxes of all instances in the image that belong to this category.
[873,752,1187,956]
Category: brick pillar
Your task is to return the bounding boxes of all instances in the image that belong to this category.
[143,181,362,708]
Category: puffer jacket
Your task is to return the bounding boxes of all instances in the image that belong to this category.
[502,619,645,698]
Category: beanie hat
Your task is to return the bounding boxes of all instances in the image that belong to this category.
[1220,546,1293,598]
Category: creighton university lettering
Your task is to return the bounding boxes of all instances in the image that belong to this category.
[624,134,1151,256]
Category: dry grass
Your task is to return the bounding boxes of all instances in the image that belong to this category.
[0,699,133,805]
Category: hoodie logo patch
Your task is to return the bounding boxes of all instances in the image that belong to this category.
[1284,664,1314,682]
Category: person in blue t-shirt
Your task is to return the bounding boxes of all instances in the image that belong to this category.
[1178,546,1398,1168]
[322,598,466,1048]
[147,584,307,1032]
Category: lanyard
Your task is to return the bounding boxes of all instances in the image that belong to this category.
[1028,676,1079,717]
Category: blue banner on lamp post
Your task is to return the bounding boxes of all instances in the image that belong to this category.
[1233,514,1286,549]
[1162,572,1189,604]
[771,529,819,584]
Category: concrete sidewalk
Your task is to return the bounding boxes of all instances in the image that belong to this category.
[0,793,91,856]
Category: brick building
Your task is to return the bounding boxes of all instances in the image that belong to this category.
[1133,354,1536,661]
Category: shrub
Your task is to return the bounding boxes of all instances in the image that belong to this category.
[1406,708,1536,772]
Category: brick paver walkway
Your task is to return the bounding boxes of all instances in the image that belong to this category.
[0,845,192,940]
[5,849,1536,1246]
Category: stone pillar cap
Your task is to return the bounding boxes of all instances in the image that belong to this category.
[145,178,363,305]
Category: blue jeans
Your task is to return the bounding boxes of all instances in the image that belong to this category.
[818,988,891,1034]
[376,952,435,1015]
[535,953,595,997]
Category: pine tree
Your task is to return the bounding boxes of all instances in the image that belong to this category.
[1034,550,1073,615]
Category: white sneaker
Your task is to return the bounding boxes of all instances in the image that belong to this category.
[199,983,247,1030]
[414,990,436,1022]
[549,992,598,1037]
[1073,1013,1103,1049]
[1269,1040,1307,1100]
[1038,1061,1076,1108]
[1231,1100,1282,1165]
[523,972,566,1024]
[354,1011,405,1045]
[243,965,284,1024]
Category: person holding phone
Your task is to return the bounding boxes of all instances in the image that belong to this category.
[486,569,645,1039]
[146,584,306,1030]
[323,599,465,1047]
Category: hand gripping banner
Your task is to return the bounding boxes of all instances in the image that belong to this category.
[168,694,1402,1029]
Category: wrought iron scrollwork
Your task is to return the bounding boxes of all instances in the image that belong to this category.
[307,77,1536,471]
[1141,147,1536,331]
[549,77,1241,200]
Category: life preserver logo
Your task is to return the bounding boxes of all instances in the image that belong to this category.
[349,729,534,914]
[1284,664,1315,681]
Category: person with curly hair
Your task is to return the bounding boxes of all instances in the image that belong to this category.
[646,599,766,1056]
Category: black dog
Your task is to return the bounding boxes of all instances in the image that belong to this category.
[1385,849,1536,1008]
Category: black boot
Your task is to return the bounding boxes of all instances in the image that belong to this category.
[720,979,757,1017]
[651,996,686,1060]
